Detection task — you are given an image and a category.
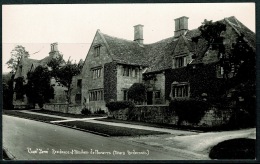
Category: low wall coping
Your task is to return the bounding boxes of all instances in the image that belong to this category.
[135,105,168,107]
[45,103,68,105]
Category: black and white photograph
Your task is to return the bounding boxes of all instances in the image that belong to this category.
[2,3,257,161]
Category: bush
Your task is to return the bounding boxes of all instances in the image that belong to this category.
[128,83,147,102]
[169,98,210,125]
[81,108,92,115]
[94,109,106,114]
[106,101,135,112]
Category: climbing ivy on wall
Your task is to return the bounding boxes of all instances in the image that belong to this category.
[104,62,117,102]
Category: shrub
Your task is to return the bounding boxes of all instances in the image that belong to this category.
[169,98,210,125]
[81,108,92,115]
[94,108,106,114]
[106,101,135,112]
[128,83,147,102]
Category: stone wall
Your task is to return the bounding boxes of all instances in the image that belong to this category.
[109,105,233,127]
[43,103,83,114]
[116,64,143,101]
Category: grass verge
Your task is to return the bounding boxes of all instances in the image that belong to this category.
[209,138,255,159]
[30,109,107,118]
[3,110,64,122]
[97,118,252,132]
[57,121,168,136]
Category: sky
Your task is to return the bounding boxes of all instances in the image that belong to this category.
[2,3,255,73]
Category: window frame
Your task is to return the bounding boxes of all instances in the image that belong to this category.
[94,45,101,57]
[171,82,190,98]
[122,65,138,78]
[91,67,102,79]
[173,55,187,68]
[89,89,104,101]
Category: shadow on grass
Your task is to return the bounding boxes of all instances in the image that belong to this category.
[57,121,169,137]
[3,110,64,122]
[97,118,255,132]
[209,138,255,159]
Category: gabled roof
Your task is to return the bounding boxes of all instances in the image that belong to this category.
[100,32,147,66]
[86,16,255,74]
[14,55,55,79]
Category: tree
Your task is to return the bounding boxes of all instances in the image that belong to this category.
[56,59,81,103]
[128,83,147,104]
[6,45,30,73]
[26,65,53,108]
[3,74,14,109]
[47,57,82,103]
[192,20,229,78]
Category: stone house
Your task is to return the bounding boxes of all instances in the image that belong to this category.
[71,16,255,112]
[13,43,68,109]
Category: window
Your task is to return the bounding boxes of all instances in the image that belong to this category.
[174,56,187,68]
[92,67,102,79]
[171,82,189,98]
[77,79,82,88]
[122,66,138,77]
[154,91,161,99]
[123,89,128,101]
[216,65,224,78]
[94,45,101,57]
[89,89,104,101]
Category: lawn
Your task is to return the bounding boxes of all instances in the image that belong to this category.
[3,110,64,122]
[30,109,106,118]
[97,118,249,132]
[57,121,169,137]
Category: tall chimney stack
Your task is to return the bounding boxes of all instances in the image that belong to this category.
[49,42,60,58]
[174,16,189,37]
[134,24,144,44]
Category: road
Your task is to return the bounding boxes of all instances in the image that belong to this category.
[3,115,205,160]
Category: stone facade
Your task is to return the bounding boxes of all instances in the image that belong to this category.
[81,31,113,112]
[116,64,143,101]
[70,16,255,115]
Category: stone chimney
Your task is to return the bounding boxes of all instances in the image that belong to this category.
[50,42,58,52]
[49,42,60,58]
[174,16,189,38]
[134,24,144,44]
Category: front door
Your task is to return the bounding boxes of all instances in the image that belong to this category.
[147,91,153,105]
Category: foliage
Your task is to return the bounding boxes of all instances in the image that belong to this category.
[192,20,227,75]
[47,54,64,76]
[94,109,106,114]
[230,34,255,81]
[48,57,82,103]
[169,98,210,125]
[128,83,147,102]
[6,45,30,73]
[81,107,92,115]
[3,74,14,109]
[106,101,135,112]
[104,62,117,102]
[14,77,25,100]
[26,65,54,108]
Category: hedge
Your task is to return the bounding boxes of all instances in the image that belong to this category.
[106,101,135,112]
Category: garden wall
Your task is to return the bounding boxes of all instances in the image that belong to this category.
[43,103,82,114]
[109,105,233,127]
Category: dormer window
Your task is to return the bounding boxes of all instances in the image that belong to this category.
[94,45,101,57]
[173,56,187,68]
